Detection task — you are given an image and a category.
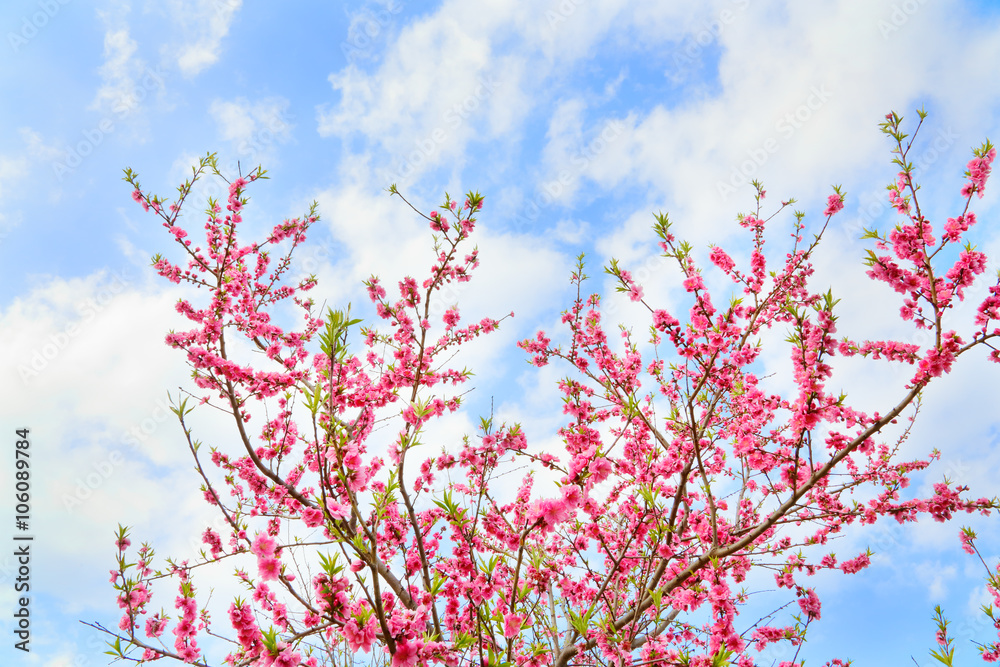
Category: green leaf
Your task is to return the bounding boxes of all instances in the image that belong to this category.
[104,637,124,657]
[711,648,734,667]
[568,608,594,636]
[319,552,343,576]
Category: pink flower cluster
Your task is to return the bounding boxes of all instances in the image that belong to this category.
[102,118,1000,667]
[962,145,996,198]
[250,533,281,581]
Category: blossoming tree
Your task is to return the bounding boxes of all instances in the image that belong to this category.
[91,112,1000,666]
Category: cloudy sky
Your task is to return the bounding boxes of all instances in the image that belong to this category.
[2,0,1000,665]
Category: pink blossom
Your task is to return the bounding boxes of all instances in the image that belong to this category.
[652,309,679,331]
[531,497,570,530]
[325,499,350,519]
[251,533,276,557]
[709,246,735,273]
[258,557,281,581]
[392,638,420,667]
[838,553,870,574]
[959,528,977,555]
[503,612,524,638]
[145,614,167,638]
[229,177,247,195]
[797,587,821,619]
[343,616,376,652]
[301,507,325,527]
[682,274,705,292]
[202,528,223,558]
[964,147,995,198]
[824,192,845,217]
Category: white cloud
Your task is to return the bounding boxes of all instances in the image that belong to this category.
[208,96,293,168]
[89,3,166,142]
[317,4,533,184]
[90,22,140,114]
[0,129,61,239]
[578,0,1000,259]
[0,127,70,218]
[915,560,958,601]
[18,127,63,164]
[163,0,243,77]
[0,153,28,204]
[309,166,573,330]
[539,98,587,194]
[315,1,797,201]
[0,270,190,462]
[549,217,591,244]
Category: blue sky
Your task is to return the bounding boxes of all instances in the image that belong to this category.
[2,0,1000,665]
